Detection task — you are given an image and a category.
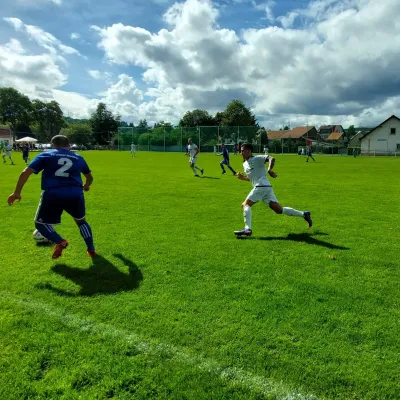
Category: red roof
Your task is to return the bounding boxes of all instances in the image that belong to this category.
[281,126,316,139]
[266,130,285,140]
[327,132,344,141]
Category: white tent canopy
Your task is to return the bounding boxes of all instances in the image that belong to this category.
[15,136,38,142]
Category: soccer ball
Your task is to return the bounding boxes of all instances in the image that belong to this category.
[32,229,51,243]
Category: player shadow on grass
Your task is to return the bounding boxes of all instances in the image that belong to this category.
[199,176,221,180]
[253,231,349,250]
[37,253,143,297]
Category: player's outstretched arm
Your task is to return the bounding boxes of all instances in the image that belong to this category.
[8,167,34,205]
[267,157,277,178]
[83,172,93,191]
[236,172,249,181]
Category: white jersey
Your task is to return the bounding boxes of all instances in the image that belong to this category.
[131,144,136,150]
[243,155,271,187]
[187,144,198,157]
[4,145,12,152]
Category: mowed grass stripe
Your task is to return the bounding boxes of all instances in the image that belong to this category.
[1,292,316,400]
[1,151,400,399]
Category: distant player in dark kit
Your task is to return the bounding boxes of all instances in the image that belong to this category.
[22,143,30,164]
[8,135,96,259]
[306,147,315,162]
[220,144,236,175]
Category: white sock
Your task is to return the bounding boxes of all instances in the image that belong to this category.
[282,207,304,217]
[243,205,252,230]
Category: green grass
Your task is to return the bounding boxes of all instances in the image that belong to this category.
[1,151,400,399]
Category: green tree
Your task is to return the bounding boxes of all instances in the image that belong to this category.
[138,119,149,130]
[214,111,224,126]
[347,125,356,140]
[62,123,93,146]
[31,99,65,142]
[222,100,257,127]
[89,102,119,145]
[179,109,216,127]
[0,87,32,136]
[284,126,290,130]
[46,100,65,137]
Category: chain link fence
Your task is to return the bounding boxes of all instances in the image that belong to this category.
[116,126,262,153]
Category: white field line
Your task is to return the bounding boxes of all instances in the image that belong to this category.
[1,293,317,400]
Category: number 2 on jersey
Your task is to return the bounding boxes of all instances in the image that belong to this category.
[55,157,73,177]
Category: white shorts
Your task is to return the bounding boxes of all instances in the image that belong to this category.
[3,151,11,157]
[246,186,278,205]
[189,156,197,164]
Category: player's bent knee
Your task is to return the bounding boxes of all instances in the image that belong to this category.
[74,217,86,225]
[269,202,282,214]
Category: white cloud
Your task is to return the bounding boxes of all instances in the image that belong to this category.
[4,17,82,57]
[0,39,67,99]
[89,0,400,127]
[52,90,98,118]
[252,0,276,23]
[87,69,113,83]
[70,32,80,40]
[3,0,400,128]
[14,0,62,6]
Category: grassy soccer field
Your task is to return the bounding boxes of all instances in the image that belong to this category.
[1,151,399,400]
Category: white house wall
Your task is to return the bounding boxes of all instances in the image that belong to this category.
[361,118,400,153]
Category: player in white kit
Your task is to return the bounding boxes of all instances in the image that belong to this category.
[2,142,14,165]
[186,138,204,177]
[130,143,136,157]
[234,143,312,237]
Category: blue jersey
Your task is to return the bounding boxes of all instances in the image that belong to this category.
[29,149,90,191]
[222,147,229,162]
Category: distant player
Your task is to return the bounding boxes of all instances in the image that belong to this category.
[186,138,204,177]
[130,143,136,157]
[220,144,236,175]
[8,135,96,259]
[2,142,14,165]
[22,143,30,164]
[234,143,312,237]
[306,147,315,162]
[213,146,217,155]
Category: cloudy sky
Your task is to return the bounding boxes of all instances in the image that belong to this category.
[1,0,400,128]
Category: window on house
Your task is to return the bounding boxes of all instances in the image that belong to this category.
[397,144,400,151]
[390,127,396,134]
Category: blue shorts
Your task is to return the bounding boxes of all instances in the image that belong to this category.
[23,152,29,158]
[34,190,86,225]
[221,159,230,165]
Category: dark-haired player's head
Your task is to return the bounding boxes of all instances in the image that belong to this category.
[51,135,70,149]
[240,142,253,160]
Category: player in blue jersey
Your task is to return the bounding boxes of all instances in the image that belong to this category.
[22,143,30,164]
[7,135,96,259]
[220,144,236,175]
[306,147,315,162]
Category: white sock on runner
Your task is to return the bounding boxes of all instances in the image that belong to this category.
[243,205,252,230]
[282,207,304,217]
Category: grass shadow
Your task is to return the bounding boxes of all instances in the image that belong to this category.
[200,176,221,180]
[254,232,350,250]
[37,253,143,297]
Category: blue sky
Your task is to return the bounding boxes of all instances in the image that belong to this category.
[1,0,400,128]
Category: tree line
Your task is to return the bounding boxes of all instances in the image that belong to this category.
[0,87,260,146]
